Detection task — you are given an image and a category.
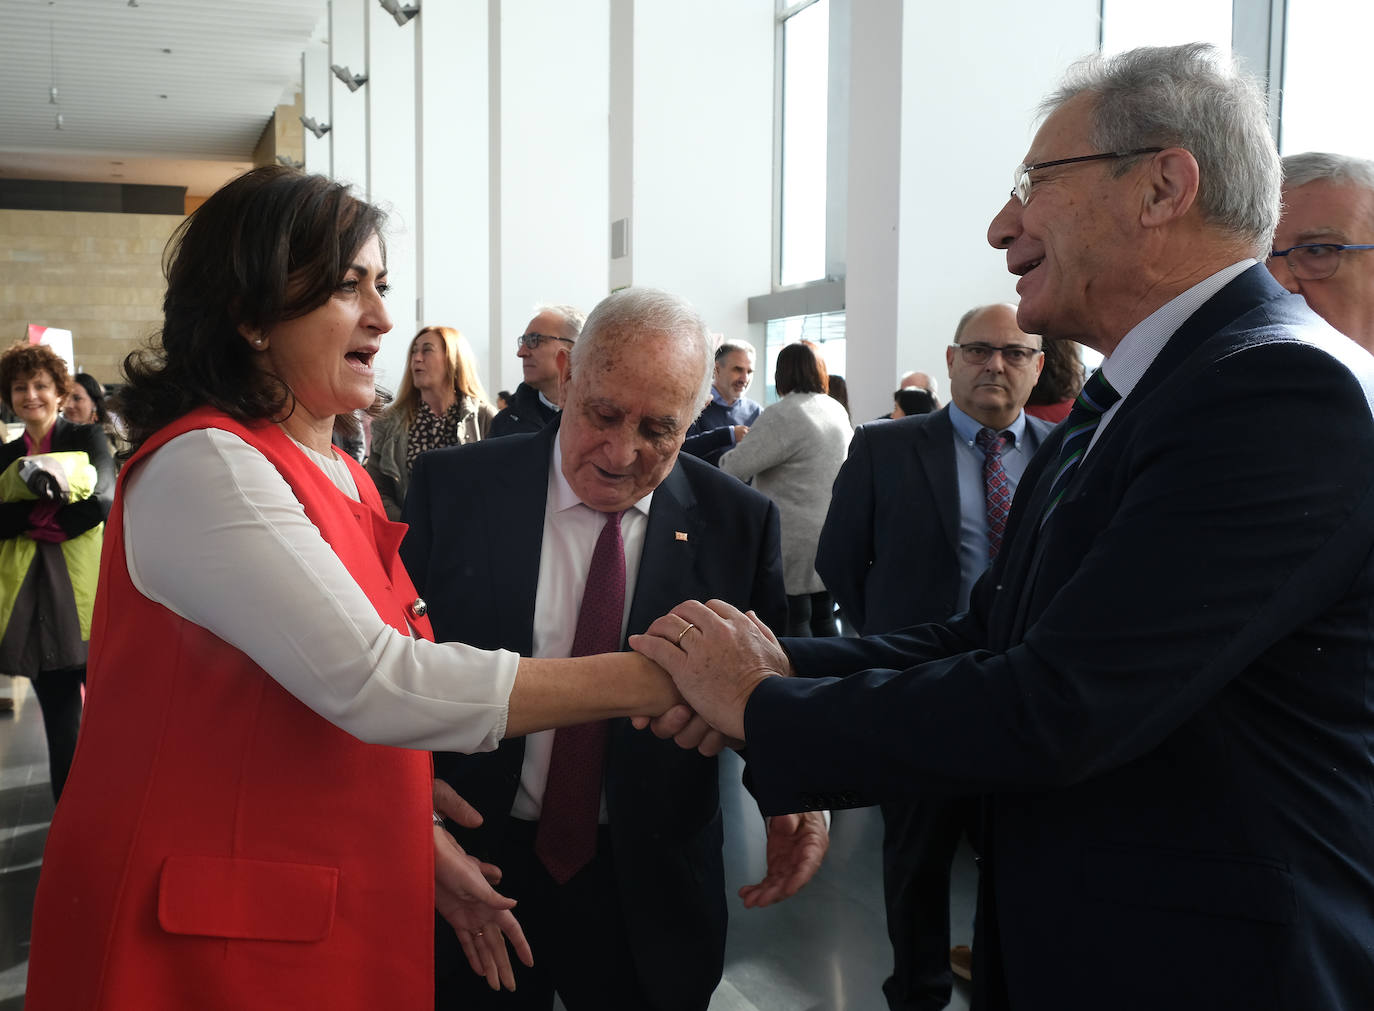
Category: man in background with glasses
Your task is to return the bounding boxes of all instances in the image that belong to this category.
[489,305,586,438]
[817,302,1049,1011]
[637,44,1374,1011]
[1268,152,1374,351]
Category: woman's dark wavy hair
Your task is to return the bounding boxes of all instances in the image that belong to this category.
[115,165,386,460]
[1026,338,1086,407]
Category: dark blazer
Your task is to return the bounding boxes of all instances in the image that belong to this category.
[816,407,1052,635]
[741,267,1374,1011]
[0,417,115,540]
[487,381,558,438]
[682,395,762,466]
[401,419,786,1011]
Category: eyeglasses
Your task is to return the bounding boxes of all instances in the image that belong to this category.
[1268,242,1374,281]
[949,342,1043,368]
[516,332,575,351]
[1011,147,1164,205]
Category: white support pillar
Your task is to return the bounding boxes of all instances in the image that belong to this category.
[365,0,419,393]
[329,0,369,193]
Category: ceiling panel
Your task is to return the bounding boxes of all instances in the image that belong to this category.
[0,0,330,194]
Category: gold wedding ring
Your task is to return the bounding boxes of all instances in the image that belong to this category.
[676,622,697,646]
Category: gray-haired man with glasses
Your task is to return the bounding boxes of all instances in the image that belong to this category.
[634,44,1374,1011]
[1268,152,1374,351]
[489,305,587,438]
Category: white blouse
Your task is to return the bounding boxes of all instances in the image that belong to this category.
[121,427,517,753]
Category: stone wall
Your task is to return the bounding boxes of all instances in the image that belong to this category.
[0,208,181,385]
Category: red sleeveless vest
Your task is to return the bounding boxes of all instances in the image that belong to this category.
[28,408,438,1010]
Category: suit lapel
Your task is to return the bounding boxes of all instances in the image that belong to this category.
[626,460,699,642]
[1012,266,1279,634]
[914,409,961,555]
[486,424,558,656]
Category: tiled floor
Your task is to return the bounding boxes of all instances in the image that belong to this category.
[0,679,975,1011]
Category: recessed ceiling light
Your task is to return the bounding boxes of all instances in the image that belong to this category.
[161,47,172,54]
[110,160,124,165]
[158,94,168,99]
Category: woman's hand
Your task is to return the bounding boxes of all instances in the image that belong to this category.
[432,779,534,990]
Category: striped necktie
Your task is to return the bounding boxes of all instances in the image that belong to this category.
[1042,369,1121,523]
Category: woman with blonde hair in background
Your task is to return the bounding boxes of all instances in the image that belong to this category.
[366,325,495,519]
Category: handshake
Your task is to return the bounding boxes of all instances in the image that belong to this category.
[628,598,795,754]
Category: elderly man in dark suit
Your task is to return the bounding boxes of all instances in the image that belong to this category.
[401,287,827,1011]
[636,44,1374,1011]
[817,302,1052,1011]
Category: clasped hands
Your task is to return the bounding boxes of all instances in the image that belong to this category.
[629,597,793,750]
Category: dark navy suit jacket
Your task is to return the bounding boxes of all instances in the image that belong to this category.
[400,418,785,1011]
[741,267,1374,1010]
[816,406,1052,636]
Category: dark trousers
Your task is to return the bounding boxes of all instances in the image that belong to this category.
[785,590,838,638]
[880,797,980,1011]
[435,818,651,1011]
[31,665,84,803]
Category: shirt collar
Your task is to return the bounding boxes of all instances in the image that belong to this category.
[948,401,1028,446]
[710,386,737,408]
[549,429,654,517]
[537,389,561,413]
[1100,259,1256,402]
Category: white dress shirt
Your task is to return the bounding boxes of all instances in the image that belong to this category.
[511,430,652,821]
[122,427,519,754]
[1089,259,1256,456]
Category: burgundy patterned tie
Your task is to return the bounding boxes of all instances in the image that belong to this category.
[975,428,1012,561]
[534,509,626,884]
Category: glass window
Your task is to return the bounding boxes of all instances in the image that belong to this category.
[1279,0,1374,158]
[763,311,846,404]
[1100,0,1232,56]
[778,0,829,287]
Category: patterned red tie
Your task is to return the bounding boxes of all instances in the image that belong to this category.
[975,428,1011,561]
[533,509,626,884]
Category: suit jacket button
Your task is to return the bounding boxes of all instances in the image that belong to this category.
[408,598,427,619]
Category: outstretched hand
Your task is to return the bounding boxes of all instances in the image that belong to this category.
[432,779,534,990]
[630,599,792,742]
[739,811,830,908]
[629,703,743,756]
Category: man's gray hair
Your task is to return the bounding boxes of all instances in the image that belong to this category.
[571,287,714,411]
[1042,43,1280,256]
[536,303,588,341]
[715,338,756,362]
[1282,152,1374,193]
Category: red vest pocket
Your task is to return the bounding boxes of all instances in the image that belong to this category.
[157,855,339,942]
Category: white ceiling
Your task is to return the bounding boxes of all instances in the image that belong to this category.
[0,0,329,196]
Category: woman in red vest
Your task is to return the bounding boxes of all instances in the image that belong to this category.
[25,166,679,1011]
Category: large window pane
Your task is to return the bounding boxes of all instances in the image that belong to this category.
[779,0,829,287]
[1280,1,1374,158]
[1100,0,1232,56]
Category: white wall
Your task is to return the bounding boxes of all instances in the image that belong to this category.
[628,0,774,343]
[416,0,494,390]
[891,0,1100,416]
[495,0,610,396]
[366,1,418,393]
[296,0,1104,411]
[328,0,369,192]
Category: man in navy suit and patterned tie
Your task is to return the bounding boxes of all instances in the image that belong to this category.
[636,44,1374,1011]
[402,288,828,1011]
[816,302,1051,1010]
